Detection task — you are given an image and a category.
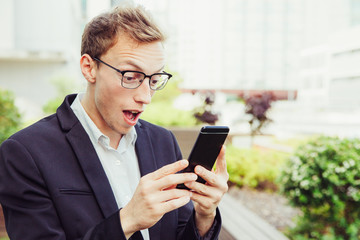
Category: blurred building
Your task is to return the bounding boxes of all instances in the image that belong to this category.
[0,0,121,119]
[0,0,86,118]
[298,0,360,110]
[165,0,304,94]
[2,0,360,120]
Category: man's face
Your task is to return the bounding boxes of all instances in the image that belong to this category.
[90,36,165,137]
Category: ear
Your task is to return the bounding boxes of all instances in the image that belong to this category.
[80,54,97,83]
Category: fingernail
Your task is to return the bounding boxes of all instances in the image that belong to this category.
[191,174,198,180]
[180,160,188,166]
[196,166,203,174]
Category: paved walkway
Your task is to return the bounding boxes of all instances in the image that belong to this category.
[219,194,289,240]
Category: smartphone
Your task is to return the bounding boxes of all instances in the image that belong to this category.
[177,126,229,189]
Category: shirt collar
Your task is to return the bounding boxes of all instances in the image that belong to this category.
[70,93,137,151]
[117,127,137,152]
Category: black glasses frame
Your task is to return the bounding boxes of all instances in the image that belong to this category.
[93,57,172,91]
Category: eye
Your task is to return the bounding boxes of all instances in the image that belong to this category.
[123,72,143,82]
[124,75,135,81]
[150,79,159,86]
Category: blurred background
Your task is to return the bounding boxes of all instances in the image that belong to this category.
[2,0,360,138]
[1,0,360,239]
[0,0,360,136]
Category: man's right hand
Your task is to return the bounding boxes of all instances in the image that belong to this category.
[119,159,197,239]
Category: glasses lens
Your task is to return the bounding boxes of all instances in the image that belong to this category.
[122,72,145,89]
[150,74,169,90]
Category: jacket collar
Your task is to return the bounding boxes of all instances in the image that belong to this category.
[56,94,79,132]
[135,120,162,238]
[57,94,119,217]
[135,120,158,176]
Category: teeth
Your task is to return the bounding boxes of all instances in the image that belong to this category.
[130,111,139,120]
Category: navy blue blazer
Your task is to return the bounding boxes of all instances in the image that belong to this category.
[0,94,221,240]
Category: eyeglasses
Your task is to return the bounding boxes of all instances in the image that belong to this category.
[93,57,172,91]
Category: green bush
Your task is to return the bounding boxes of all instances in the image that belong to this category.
[227,145,289,190]
[279,136,360,239]
[150,73,182,103]
[0,89,21,144]
[140,102,196,127]
[141,75,197,127]
[43,76,80,114]
[43,98,64,115]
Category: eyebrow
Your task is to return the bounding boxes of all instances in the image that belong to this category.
[122,60,165,74]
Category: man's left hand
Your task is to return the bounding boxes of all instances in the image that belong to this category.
[184,146,229,236]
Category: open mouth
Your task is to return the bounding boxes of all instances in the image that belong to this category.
[123,110,141,123]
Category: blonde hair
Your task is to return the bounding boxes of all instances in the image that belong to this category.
[81,5,165,59]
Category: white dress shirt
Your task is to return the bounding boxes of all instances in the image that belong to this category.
[71,93,149,240]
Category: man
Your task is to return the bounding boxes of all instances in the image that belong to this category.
[0,4,228,240]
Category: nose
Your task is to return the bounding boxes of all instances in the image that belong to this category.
[134,77,153,104]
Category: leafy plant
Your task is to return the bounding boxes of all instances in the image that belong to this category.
[193,92,218,125]
[141,74,197,127]
[150,73,182,103]
[0,89,21,144]
[227,145,289,190]
[140,102,196,127]
[243,92,274,145]
[279,136,360,239]
[43,98,64,115]
[43,76,80,114]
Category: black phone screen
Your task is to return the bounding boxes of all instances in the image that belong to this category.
[177,126,229,189]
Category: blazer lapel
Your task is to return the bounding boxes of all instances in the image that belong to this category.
[135,122,162,238]
[58,95,118,218]
[135,122,158,176]
[66,124,119,218]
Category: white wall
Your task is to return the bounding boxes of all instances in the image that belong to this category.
[0,0,14,50]
[0,0,84,120]
[13,0,73,52]
[299,26,360,110]
[87,0,111,20]
[170,0,304,91]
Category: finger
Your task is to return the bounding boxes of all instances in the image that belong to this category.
[157,188,192,203]
[215,146,228,177]
[148,160,189,181]
[194,166,219,187]
[190,191,219,208]
[161,195,191,213]
[185,180,214,196]
[190,192,221,217]
[163,184,177,191]
[155,172,197,190]
[186,182,224,209]
[191,167,228,193]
